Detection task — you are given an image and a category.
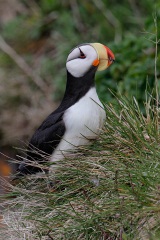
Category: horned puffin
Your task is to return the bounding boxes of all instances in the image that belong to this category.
[18,43,115,175]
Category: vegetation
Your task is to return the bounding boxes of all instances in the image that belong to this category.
[1,92,160,239]
[0,0,160,239]
[0,0,160,145]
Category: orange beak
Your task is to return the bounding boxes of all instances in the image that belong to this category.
[90,43,115,71]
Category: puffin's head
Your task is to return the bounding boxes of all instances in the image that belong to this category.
[66,43,115,78]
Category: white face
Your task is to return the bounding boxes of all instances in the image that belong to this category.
[66,44,98,78]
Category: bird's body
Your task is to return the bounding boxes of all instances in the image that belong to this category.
[18,43,115,175]
[51,86,106,163]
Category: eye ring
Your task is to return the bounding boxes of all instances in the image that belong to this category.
[78,48,86,59]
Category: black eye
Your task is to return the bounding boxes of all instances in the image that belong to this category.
[79,48,86,59]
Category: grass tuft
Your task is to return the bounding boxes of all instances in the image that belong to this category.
[0,92,160,240]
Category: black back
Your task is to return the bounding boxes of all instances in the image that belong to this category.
[18,66,97,174]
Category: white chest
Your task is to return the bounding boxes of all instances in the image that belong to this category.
[51,87,106,162]
[64,87,106,138]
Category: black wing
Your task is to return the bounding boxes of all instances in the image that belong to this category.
[18,111,65,175]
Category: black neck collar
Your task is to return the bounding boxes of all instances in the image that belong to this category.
[56,66,97,112]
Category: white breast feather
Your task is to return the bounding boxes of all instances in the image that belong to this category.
[50,87,106,163]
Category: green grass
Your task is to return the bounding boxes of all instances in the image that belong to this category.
[1,93,160,240]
